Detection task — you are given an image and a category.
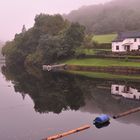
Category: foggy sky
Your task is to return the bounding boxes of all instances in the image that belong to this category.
[0,0,111,41]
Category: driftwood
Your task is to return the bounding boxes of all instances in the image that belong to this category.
[43,125,90,140]
[113,107,140,119]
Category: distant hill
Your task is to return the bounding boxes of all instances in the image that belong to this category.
[64,0,140,34]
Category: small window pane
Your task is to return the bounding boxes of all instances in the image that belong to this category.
[116,46,119,50]
[116,87,119,91]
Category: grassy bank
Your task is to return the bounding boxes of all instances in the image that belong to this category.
[76,48,111,55]
[92,33,117,44]
[65,58,140,67]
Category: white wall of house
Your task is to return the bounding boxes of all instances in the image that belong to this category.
[111,84,140,100]
[112,42,125,52]
[112,38,140,52]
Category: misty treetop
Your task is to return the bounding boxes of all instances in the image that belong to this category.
[2,14,85,67]
[64,0,140,34]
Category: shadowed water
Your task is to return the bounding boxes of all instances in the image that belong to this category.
[0,63,140,140]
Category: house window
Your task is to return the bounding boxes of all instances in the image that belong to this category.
[134,38,137,42]
[116,46,119,50]
[124,86,130,93]
[116,87,119,91]
[134,95,136,99]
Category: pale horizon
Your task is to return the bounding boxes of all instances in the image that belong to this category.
[0,0,111,42]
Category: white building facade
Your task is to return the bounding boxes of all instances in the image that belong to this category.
[111,84,140,100]
[112,32,140,52]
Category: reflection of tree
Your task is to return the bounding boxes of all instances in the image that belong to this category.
[1,64,140,116]
[1,65,85,114]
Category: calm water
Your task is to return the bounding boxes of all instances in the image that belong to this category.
[0,63,140,140]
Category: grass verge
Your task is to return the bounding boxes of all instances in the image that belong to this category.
[92,33,117,44]
[65,58,140,67]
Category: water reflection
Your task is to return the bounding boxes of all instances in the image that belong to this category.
[1,65,140,126]
[1,65,86,114]
[94,121,110,129]
[111,85,140,100]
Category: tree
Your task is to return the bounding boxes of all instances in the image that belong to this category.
[22,25,26,34]
[62,23,85,57]
[3,14,85,67]
[34,14,68,36]
[65,0,140,34]
[83,35,94,49]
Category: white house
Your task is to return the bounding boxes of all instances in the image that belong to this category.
[111,84,140,100]
[112,31,140,52]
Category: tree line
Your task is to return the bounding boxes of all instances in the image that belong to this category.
[2,14,85,67]
[64,0,140,34]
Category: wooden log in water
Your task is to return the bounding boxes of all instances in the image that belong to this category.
[43,125,90,140]
[113,107,140,119]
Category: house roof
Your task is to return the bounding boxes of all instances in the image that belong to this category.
[113,31,140,42]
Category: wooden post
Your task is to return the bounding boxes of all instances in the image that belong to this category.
[43,125,90,140]
[113,107,140,119]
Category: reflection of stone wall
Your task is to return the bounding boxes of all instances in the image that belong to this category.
[111,84,140,100]
[67,65,140,75]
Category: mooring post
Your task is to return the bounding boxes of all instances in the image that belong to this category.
[43,125,90,140]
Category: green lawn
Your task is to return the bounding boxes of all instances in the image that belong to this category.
[92,33,117,44]
[65,58,140,67]
[76,48,111,55]
[128,55,140,59]
[76,48,96,55]
[69,71,140,81]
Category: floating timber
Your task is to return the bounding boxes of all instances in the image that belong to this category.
[43,125,90,140]
[43,64,67,71]
[113,107,140,119]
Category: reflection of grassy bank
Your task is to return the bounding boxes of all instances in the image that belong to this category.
[68,71,140,82]
[65,58,140,67]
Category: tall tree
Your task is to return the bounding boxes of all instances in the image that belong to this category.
[3,14,85,66]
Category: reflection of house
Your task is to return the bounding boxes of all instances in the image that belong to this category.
[112,31,140,52]
[111,84,140,100]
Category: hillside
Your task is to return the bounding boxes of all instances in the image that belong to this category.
[64,0,140,34]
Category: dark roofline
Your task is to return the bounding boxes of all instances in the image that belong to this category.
[113,31,140,42]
